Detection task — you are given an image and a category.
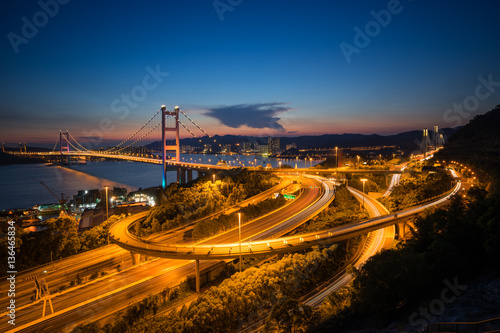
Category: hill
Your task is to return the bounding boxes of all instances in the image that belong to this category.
[175,128,458,152]
[0,152,46,166]
[437,104,500,190]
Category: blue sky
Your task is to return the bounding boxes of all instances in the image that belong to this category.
[1,0,499,146]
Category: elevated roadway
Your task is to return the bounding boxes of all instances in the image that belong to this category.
[109,181,461,260]
[109,175,336,260]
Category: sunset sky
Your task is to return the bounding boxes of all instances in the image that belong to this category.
[1,0,499,147]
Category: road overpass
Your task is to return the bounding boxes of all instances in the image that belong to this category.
[110,181,461,261]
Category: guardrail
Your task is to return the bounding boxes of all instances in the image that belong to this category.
[427,316,500,333]
[110,178,460,260]
[392,181,460,211]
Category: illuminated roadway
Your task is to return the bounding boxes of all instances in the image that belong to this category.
[4,171,461,332]
[241,188,396,332]
[109,179,461,260]
[109,175,336,259]
[5,175,333,333]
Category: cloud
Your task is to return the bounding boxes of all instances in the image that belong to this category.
[287,130,299,134]
[205,103,291,132]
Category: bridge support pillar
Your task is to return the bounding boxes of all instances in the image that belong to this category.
[177,167,187,184]
[130,252,141,265]
[187,169,193,183]
[195,259,200,293]
[176,167,181,184]
[397,222,407,239]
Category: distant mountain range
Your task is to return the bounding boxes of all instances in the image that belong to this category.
[178,127,459,153]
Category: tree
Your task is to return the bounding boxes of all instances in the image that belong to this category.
[264,297,317,332]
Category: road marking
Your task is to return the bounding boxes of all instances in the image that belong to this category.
[5,262,187,333]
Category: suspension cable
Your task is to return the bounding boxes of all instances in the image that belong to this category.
[108,122,161,153]
[51,137,60,153]
[67,131,90,152]
[105,109,161,152]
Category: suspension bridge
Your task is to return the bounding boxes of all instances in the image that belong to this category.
[17,106,252,187]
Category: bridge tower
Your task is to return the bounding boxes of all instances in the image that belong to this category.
[60,130,70,164]
[421,129,430,157]
[433,125,439,149]
[161,105,180,188]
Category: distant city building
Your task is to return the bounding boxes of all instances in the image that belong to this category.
[181,145,195,153]
[286,142,297,151]
[256,144,268,155]
[268,137,280,155]
[241,142,252,152]
[203,144,212,153]
[221,144,231,153]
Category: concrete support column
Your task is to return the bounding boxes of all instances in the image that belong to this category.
[195,259,200,293]
[130,252,141,265]
[397,222,406,239]
[181,169,187,184]
[187,169,193,182]
[176,167,182,184]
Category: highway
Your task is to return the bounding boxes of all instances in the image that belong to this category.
[0,178,291,310]
[107,180,460,261]
[4,175,330,333]
[108,175,335,259]
[4,173,461,332]
[241,187,396,332]
[382,173,401,197]
[302,187,395,308]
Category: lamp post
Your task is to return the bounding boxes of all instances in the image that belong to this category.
[105,185,109,244]
[335,147,338,173]
[360,179,367,209]
[357,155,360,169]
[238,212,242,272]
[279,161,282,173]
[213,174,215,183]
[104,186,109,221]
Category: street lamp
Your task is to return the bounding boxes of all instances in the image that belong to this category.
[104,185,109,244]
[104,186,109,221]
[279,161,282,173]
[238,212,242,272]
[335,147,338,172]
[360,179,367,209]
[357,155,360,169]
[213,174,215,183]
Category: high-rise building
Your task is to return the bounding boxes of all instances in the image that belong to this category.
[268,137,280,155]
[241,142,252,152]
[257,144,268,155]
